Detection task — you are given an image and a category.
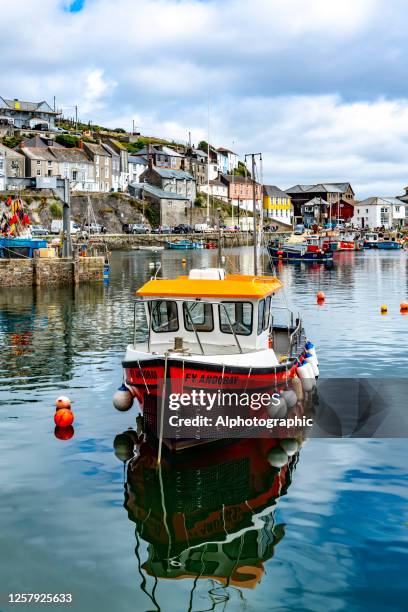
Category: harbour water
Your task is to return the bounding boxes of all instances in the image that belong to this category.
[0,248,407,611]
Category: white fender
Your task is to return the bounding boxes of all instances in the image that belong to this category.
[297,362,315,391]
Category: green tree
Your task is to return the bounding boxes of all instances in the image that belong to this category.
[233,161,251,178]
[198,140,209,152]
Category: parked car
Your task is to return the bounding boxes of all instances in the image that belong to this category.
[84,223,104,234]
[31,225,49,236]
[50,220,80,235]
[131,224,150,234]
[194,223,214,233]
[152,225,172,234]
[173,224,193,234]
[50,127,69,134]
[294,224,305,235]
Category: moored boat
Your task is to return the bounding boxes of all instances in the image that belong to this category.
[113,267,318,448]
[267,236,333,262]
[363,232,403,249]
[166,239,201,250]
[0,237,47,258]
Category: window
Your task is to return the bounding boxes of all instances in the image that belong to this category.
[395,206,400,212]
[219,302,253,336]
[36,169,41,176]
[366,209,369,213]
[257,300,265,335]
[95,155,99,164]
[37,160,41,165]
[48,161,52,166]
[105,157,108,166]
[183,302,214,332]
[263,296,271,330]
[149,300,179,333]
[105,167,109,178]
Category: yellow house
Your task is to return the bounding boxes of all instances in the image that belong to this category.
[263,185,293,225]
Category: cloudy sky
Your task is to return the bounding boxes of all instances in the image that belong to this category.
[2,0,408,196]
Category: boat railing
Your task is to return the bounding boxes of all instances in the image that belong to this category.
[289,314,302,357]
[133,297,243,355]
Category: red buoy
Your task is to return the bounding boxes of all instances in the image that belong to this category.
[400,302,408,312]
[317,291,325,303]
[54,408,74,427]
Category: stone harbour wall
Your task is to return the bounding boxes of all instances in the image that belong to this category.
[0,257,105,288]
[0,259,34,287]
[35,259,74,286]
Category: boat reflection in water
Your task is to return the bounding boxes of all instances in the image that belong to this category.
[114,429,310,607]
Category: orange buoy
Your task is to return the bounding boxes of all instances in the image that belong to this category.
[316,291,325,303]
[400,302,408,312]
[54,408,74,427]
[55,396,71,410]
[54,425,74,440]
[380,304,388,314]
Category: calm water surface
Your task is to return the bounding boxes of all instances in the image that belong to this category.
[0,248,407,612]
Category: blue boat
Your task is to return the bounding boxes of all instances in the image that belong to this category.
[166,239,200,250]
[267,237,333,263]
[377,240,403,250]
[363,233,403,249]
[0,237,47,258]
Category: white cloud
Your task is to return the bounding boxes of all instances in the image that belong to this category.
[1,0,408,196]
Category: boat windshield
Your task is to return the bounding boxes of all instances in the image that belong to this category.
[219,302,253,336]
[149,300,179,333]
[183,302,214,332]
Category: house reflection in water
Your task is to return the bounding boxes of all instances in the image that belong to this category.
[119,435,304,602]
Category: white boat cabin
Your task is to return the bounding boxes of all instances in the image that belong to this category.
[131,269,301,364]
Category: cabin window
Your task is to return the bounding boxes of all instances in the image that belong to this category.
[257,300,265,335]
[149,300,179,333]
[263,296,271,330]
[219,302,253,336]
[183,302,214,332]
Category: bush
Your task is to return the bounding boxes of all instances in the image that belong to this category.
[55,134,80,148]
[50,202,63,218]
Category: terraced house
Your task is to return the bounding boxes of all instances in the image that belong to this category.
[0,143,25,189]
[83,142,112,192]
[263,185,293,226]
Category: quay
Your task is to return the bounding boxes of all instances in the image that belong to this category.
[0,256,104,288]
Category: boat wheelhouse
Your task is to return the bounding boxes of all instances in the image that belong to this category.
[115,268,318,446]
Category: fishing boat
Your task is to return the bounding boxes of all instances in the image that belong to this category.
[363,232,380,248]
[166,239,201,250]
[267,236,333,263]
[113,266,318,448]
[363,233,403,249]
[377,236,403,250]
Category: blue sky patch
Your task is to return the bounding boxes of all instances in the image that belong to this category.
[66,0,85,12]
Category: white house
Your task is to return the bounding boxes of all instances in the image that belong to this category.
[50,148,98,191]
[128,155,148,185]
[352,197,406,229]
[217,148,239,174]
[199,177,228,202]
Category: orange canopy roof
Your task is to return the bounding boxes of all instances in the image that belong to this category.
[136,274,283,299]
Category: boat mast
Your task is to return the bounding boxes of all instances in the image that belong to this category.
[245,153,262,275]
